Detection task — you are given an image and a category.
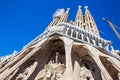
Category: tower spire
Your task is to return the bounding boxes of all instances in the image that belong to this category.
[46,9,65,30]
[84,6,99,36]
[75,6,83,28]
[58,8,70,23]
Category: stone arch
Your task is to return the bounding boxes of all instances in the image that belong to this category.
[11,58,37,80]
[80,56,102,80]
[99,56,119,80]
[30,37,66,80]
[71,45,102,80]
[9,37,66,80]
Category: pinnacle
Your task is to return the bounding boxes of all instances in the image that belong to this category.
[84,6,88,10]
[66,8,70,13]
[78,5,81,9]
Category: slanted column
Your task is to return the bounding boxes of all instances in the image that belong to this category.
[0,38,48,80]
[86,45,113,80]
[23,61,38,80]
[0,47,40,80]
[76,31,79,39]
[106,45,109,52]
[92,39,96,45]
[66,28,69,35]
[98,43,102,48]
[86,36,90,43]
[97,57,113,80]
[71,29,74,37]
[110,46,115,52]
[81,34,83,41]
[62,37,74,80]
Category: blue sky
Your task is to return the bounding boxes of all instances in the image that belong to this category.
[0,0,120,56]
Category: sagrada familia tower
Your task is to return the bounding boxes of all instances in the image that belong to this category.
[0,6,120,80]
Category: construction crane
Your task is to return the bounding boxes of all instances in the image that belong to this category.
[103,18,120,40]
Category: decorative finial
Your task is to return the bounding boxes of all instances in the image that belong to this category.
[67,8,70,11]
[84,6,88,10]
[66,8,70,13]
[78,5,81,9]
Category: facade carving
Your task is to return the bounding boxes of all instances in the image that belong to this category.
[0,6,120,80]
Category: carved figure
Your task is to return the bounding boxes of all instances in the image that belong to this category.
[80,66,94,80]
[39,52,65,80]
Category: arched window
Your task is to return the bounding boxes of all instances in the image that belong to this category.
[90,23,92,28]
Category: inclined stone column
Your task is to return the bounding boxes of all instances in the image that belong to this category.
[96,58,113,80]
[0,38,48,80]
[24,61,38,80]
[98,43,102,48]
[85,44,113,80]
[87,36,90,43]
[92,39,96,45]
[62,37,74,80]
[66,28,69,35]
[71,29,74,37]
[81,34,84,41]
[74,61,81,80]
[76,31,78,39]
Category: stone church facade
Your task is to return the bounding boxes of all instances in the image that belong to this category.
[0,6,120,80]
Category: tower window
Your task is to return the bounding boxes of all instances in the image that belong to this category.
[91,29,94,32]
[83,25,86,30]
[78,22,80,26]
[83,16,85,23]
[90,23,92,28]
[81,23,82,27]
[87,23,89,29]
[89,16,91,20]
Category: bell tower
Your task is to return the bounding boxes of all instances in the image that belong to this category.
[84,6,99,36]
[74,6,83,28]
[74,6,99,36]
[47,8,70,30]
[0,6,120,80]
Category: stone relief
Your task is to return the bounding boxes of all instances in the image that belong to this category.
[79,66,94,80]
[16,60,37,80]
[39,52,66,80]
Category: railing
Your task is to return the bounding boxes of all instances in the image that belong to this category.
[20,22,112,54]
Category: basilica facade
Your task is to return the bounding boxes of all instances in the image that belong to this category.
[0,6,120,80]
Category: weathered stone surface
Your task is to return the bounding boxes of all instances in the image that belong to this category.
[0,6,120,80]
